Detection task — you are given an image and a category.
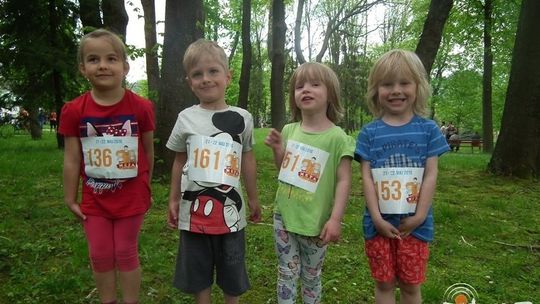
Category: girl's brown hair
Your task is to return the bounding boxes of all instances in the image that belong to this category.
[77,29,128,65]
[288,62,343,123]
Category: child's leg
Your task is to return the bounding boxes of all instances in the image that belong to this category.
[297,237,327,304]
[396,236,429,304]
[365,235,398,304]
[113,214,145,303]
[223,293,239,304]
[194,287,211,304]
[375,281,396,304]
[83,216,116,303]
[397,282,421,304]
[274,214,301,304]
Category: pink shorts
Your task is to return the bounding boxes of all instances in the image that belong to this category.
[364,235,429,284]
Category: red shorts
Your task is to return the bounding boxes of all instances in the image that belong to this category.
[364,235,429,284]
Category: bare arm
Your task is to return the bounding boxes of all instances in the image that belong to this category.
[320,156,352,244]
[398,156,439,236]
[63,136,85,220]
[264,128,285,169]
[168,152,186,229]
[361,160,400,239]
[241,150,262,223]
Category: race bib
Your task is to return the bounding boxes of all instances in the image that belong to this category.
[187,135,242,187]
[278,140,329,193]
[81,136,138,179]
[371,167,424,214]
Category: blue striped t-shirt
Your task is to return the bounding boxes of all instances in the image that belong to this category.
[355,115,450,242]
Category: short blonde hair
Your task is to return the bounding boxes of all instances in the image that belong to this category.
[183,39,229,73]
[366,49,431,117]
[78,29,128,65]
[288,62,343,123]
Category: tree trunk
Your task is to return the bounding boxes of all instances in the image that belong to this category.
[79,0,102,31]
[488,0,540,178]
[269,0,287,130]
[482,0,494,152]
[102,0,129,39]
[238,0,252,110]
[294,0,306,64]
[141,0,160,102]
[154,0,204,177]
[415,0,453,75]
[48,0,65,147]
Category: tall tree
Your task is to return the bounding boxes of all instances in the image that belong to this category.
[79,0,128,39]
[488,0,540,178]
[102,0,129,38]
[154,0,204,176]
[481,0,494,152]
[415,0,453,75]
[238,0,252,110]
[0,0,79,140]
[294,0,306,64]
[269,0,286,130]
[140,0,160,102]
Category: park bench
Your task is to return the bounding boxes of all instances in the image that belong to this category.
[449,139,483,153]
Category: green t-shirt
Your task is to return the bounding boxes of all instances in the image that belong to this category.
[274,122,355,236]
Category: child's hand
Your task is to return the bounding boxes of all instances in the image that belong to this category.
[320,218,342,244]
[66,202,86,221]
[168,200,179,229]
[398,215,424,238]
[248,200,262,223]
[264,128,282,150]
[373,218,401,240]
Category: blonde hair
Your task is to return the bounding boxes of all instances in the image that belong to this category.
[288,62,343,123]
[77,29,128,65]
[366,49,431,117]
[183,39,229,73]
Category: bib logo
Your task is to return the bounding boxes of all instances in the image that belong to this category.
[442,283,478,304]
[298,157,321,183]
[224,151,240,177]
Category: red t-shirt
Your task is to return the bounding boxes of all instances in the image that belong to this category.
[59,90,155,218]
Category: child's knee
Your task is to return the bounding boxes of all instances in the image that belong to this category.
[115,244,139,271]
[277,265,298,282]
[90,253,115,272]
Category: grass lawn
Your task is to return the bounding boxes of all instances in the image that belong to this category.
[0,129,538,303]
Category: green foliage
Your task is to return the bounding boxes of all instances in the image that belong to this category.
[0,0,82,111]
[1,130,539,303]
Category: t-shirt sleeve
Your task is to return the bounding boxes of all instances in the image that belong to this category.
[166,112,187,152]
[137,99,155,133]
[58,102,80,137]
[354,126,370,163]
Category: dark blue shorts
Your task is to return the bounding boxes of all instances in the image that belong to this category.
[173,229,250,296]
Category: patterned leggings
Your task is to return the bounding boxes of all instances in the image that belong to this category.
[274,214,327,304]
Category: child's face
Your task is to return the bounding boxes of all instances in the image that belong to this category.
[187,55,231,109]
[294,80,328,116]
[79,37,129,92]
[377,74,417,117]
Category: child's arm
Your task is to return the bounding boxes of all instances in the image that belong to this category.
[264,128,285,169]
[398,156,438,237]
[241,150,262,223]
[168,152,187,229]
[142,131,154,182]
[320,156,352,244]
[63,136,85,220]
[362,160,401,239]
